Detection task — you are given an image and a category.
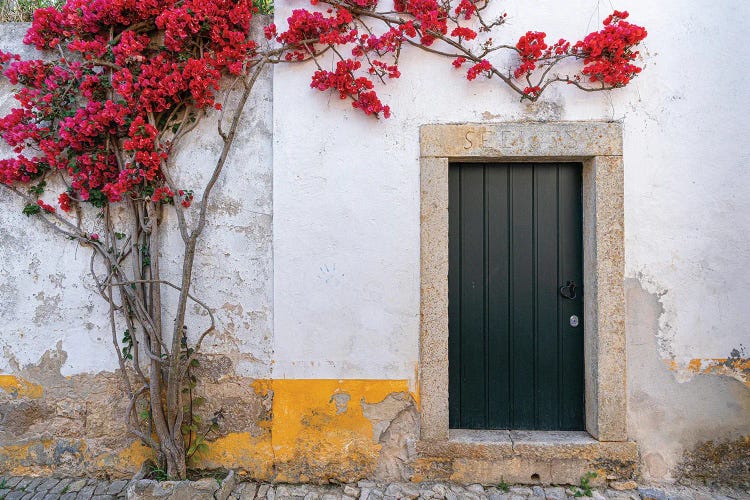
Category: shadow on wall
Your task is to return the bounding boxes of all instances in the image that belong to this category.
[625,278,750,484]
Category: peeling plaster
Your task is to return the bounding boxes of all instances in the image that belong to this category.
[0,346,272,478]
[330,392,351,414]
[362,392,419,480]
[32,292,63,326]
[667,349,750,388]
[630,272,750,387]
[625,278,750,481]
[630,272,675,362]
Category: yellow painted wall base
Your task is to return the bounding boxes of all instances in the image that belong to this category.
[196,379,416,481]
[263,379,413,482]
[0,378,416,481]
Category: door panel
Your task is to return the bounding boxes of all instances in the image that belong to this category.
[448,162,584,431]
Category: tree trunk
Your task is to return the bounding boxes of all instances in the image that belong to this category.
[164,438,187,479]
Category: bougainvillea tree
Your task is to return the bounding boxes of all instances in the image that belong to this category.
[0,0,646,479]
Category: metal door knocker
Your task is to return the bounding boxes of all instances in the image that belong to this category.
[560,280,577,299]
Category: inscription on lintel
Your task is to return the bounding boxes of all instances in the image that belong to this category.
[463,127,579,151]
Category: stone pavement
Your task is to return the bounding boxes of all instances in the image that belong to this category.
[0,477,129,500]
[0,476,747,500]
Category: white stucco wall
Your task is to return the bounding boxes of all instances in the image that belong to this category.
[272,0,750,380]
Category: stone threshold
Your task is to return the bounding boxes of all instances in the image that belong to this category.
[415,430,638,485]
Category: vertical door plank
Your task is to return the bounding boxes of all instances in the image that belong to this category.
[459,165,487,428]
[486,165,511,428]
[558,164,585,430]
[448,165,462,429]
[534,164,561,429]
[510,166,535,429]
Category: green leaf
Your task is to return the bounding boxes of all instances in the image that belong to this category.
[22,204,41,216]
[87,189,108,208]
[28,181,46,196]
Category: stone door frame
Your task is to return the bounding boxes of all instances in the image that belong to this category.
[419,121,627,443]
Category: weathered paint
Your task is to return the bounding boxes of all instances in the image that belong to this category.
[182,379,416,482]
[0,438,152,478]
[211,379,415,482]
[208,378,412,482]
[666,355,750,387]
[0,374,43,398]
[269,379,411,480]
[103,441,154,474]
[195,432,275,480]
[0,439,55,475]
[0,375,416,482]
[626,278,750,482]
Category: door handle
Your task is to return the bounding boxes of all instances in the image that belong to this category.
[560,281,577,300]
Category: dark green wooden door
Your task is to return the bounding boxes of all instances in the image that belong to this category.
[448,162,584,431]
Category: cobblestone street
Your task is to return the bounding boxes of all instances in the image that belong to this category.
[0,476,747,500]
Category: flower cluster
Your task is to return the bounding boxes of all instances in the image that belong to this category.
[178,189,194,208]
[514,31,548,78]
[276,8,357,60]
[573,11,647,86]
[450,26,477,40]
[466,59,492,80]
[310,59,390,117]
[36,198,56,213]
[58,192,72,212]
[394,0,448,45]
[454,0,477,20]
[351,23,415,58]
[512,11,646,88]
[0,0,260,211]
